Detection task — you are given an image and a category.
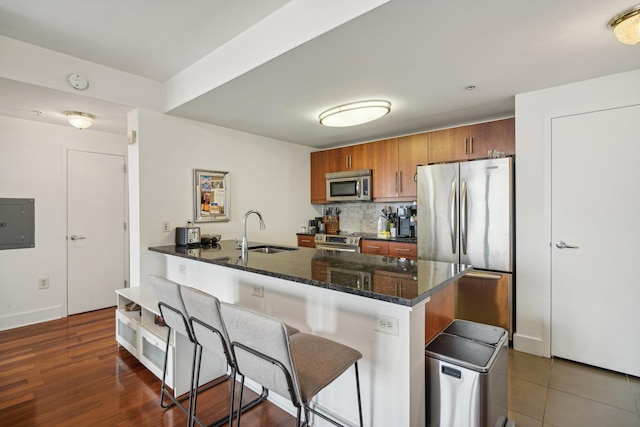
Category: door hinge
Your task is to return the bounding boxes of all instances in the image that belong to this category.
[124,222,127,231]
[124,279,128,287]
[123,164,127,173]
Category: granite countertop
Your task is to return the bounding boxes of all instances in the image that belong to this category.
[295,232,417,244]
[149,240,470,307]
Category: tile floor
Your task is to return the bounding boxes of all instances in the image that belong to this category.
[508,349,640,427]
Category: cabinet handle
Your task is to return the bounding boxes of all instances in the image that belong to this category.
[470,137,474,154]
[393,248,411,252]
[301,239,312,243]
[346,155,349,169]
[464,271,502,280]
[464,138,468,154]
[367,245,381,249]
[395,172,398,192]
[399,171,403,192]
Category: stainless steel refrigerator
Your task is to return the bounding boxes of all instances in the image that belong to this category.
[417,157,514,336]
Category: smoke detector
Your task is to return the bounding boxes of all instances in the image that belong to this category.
[67,74,89,91]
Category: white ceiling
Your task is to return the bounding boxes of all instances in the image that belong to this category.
[0,0,638,148]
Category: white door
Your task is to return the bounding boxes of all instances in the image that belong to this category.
[551,104,640,376]
[67,150,126,315]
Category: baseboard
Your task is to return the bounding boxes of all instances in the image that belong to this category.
[0,305,63,331]
[512,332,548,357]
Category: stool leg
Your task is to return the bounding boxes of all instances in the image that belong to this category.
[160,327,173,409]
[189,343,202,427]
[354,362,363,427]
[235,374,246,427]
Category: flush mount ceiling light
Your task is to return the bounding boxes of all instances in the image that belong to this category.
[608,4,640,45]
[64,111,95,129]
[319,100,391,127]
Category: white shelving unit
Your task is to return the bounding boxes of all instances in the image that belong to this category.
[115,287,223,396]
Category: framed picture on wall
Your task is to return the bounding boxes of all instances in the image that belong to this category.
[194,169,230,223]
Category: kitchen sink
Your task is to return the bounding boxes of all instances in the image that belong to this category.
[247,245,298,254]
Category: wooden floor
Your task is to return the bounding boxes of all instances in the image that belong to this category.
[0,308,294,426]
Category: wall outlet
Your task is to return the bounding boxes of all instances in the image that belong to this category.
[162,221,170,232]
[178,264,186,275]
[375,314,399,336]
[251,285,264,298]
[38,277,49,290]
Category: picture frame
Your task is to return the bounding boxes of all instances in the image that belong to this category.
[194,169,230,223]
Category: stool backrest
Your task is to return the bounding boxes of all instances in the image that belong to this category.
[150,275,191,339]
[181,286,231,362]
[221,303,301,404]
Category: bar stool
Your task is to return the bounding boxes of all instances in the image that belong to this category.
[180,286,269,427]
[221,303,364,427]
[150,275,227,427]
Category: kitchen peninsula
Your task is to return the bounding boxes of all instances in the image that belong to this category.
[147,240,471,426]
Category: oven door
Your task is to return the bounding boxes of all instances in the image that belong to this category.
[315,243,359,253]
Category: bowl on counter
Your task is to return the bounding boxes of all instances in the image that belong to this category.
[200,234,221,245]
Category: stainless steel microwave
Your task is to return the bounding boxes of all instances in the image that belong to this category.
[326,169,372,202]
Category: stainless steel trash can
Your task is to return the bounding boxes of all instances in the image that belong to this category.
[425,319,510,427]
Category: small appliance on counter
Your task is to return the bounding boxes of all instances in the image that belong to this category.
[175,222,201,246]
[396,205,417,237]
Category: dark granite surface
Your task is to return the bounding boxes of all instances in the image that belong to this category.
[360,235,418,244]
[149,240,470,307]
[295,232,417,244]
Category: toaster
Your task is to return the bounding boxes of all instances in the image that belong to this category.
[175,226,201,246]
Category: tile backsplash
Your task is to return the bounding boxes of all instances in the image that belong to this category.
[322,201,416,234]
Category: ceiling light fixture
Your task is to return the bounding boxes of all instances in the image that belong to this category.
[319,100,391,127]
[64,111,95,129]
[608,4,640,45]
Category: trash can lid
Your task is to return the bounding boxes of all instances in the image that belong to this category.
[425,333,496,372]
[443,319,506,346]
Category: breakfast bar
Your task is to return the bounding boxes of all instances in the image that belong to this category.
[148,240,471,427]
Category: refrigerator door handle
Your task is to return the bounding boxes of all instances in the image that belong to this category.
[450,181,457,254]
[461,180,468,255]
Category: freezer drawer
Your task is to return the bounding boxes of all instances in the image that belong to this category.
[425,321,508,427]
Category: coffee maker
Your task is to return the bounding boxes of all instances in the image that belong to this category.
[397,205,417,237]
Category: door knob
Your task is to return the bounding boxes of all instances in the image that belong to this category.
[555,241,578,249]
[70,235,86,240]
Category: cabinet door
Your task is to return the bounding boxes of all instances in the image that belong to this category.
[427,126,469,164]
[361,240,389,256]
[329,144,373,171]
[139,327,173,387]
[467,118,515,160]
[388,242,417,259]
[310,150,330,203]
[372,138,399,199]
[349,143,372,170]
[115,310,139,356]
[397,133,428,198]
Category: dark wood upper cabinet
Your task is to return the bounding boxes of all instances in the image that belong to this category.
[310,150,330,204]
[428,118,514,164]
[329,143,372,172]
[372,133,428,201]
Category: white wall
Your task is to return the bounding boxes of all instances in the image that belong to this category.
[0,116,126,330]
[128,109,321,287]
[514,69,640,356]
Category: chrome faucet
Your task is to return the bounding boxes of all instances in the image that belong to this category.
[241,210,266,254]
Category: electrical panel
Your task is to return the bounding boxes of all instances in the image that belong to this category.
[0,198,35,250]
